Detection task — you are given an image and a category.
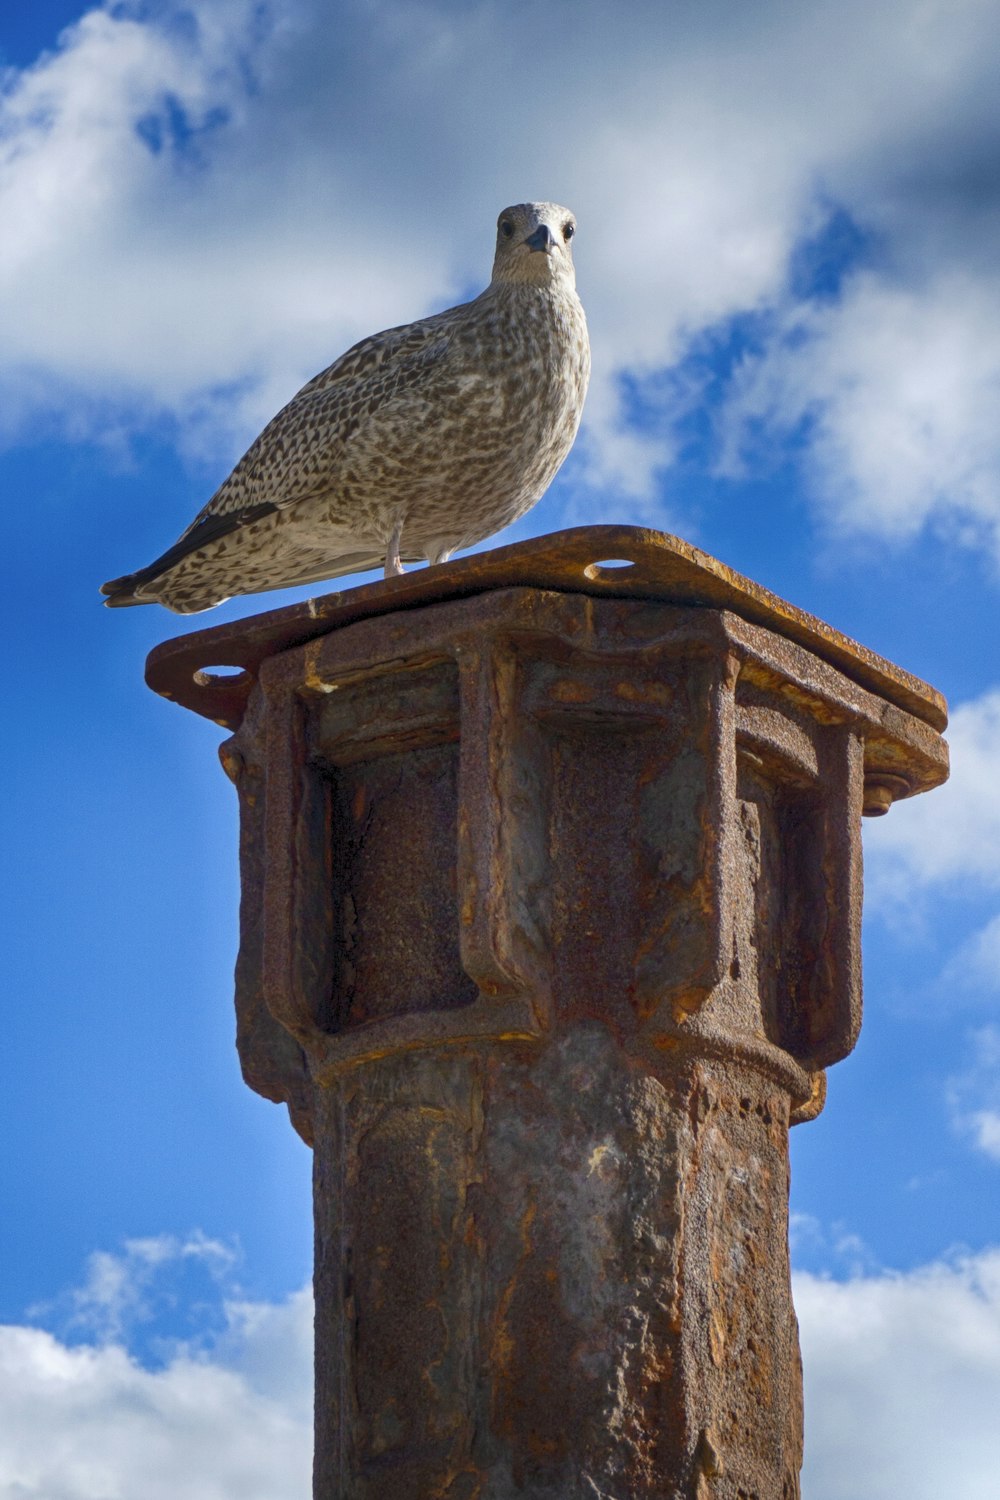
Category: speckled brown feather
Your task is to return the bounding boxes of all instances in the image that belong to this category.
[101,203,590,613]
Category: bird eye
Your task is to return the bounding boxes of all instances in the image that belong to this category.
[500,220,515,239]
[563,222,575,241]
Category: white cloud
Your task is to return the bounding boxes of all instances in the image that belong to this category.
[0,1239,313,1500]
[863,690,1000,1037]
[796,1248,1000,1500]
[0,1317,312,1500]
[940,914,1000,1000]
[0,0,998,534]
[49,1233,238,1344]
[967,1111,1000,1161]
[5,1238,1000,1497]
[948,1027,1000,1164]
[861,688,1000,1058]
[790,1214,880,1278]
[866,688,1000,891]
[0,0,453,455]
[716,271,1000,556]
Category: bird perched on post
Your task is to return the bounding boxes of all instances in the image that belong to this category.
[101,201,590,614]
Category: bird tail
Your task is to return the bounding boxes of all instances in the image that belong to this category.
[100,573,153,608]
[99,546,402,613]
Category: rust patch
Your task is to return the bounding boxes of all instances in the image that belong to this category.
[166,555,947,1498]
[146,524,948,733]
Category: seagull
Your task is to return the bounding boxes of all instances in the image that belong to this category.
[101,202,590,613]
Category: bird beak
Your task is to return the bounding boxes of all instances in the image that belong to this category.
[524,224,557,254]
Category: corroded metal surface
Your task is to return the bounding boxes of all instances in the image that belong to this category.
[145,524,948,735]
[170,571,951,1499]
[149,536,949,1495]
[312,1040,803,1500]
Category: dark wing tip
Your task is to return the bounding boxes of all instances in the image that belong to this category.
[99,500,279,610]
[100,574,148,607]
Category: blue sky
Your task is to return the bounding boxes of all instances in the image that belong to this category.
[3,1,1000,1494]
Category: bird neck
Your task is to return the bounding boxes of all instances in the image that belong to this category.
[484,276,580,311]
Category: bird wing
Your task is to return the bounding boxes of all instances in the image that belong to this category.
[101,316,458,604]
[189,316,455,524]
[168,314,456,546]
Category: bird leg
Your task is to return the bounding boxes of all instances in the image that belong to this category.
[384,515,405,578]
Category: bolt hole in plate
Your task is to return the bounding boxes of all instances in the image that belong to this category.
[194,663,251,687]
[583,558,637,581]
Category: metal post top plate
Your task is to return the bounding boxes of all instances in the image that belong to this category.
[144,525,948,734]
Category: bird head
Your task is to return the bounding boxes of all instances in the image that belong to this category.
[490,202,578,290]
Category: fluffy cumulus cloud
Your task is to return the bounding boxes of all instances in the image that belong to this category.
[0,1238,312,1500]
[0,1321,312,1500]
[863,687,1000,1164]
[1,0,999,532]
[709,1,1000,554]
[797,1249,1000,1500]
[4,1237,1000,1496]
[866,687,1000,893]
[715,271,1000,553]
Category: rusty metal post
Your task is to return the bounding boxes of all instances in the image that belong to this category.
[148,527,948,1500]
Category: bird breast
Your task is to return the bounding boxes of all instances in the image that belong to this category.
[307,283,590,556]
[376,291,586,474]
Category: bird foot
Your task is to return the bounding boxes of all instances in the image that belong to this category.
[384,516,405,578]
